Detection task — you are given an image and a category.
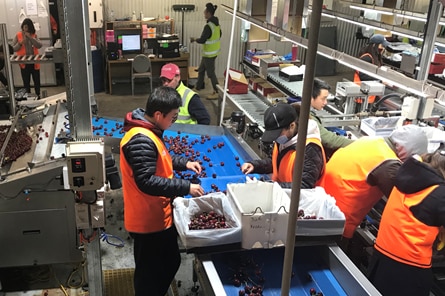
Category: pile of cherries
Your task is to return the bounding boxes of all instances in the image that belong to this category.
[297,209,324,220]
[0,125,32,164]
[228,257,265,296]
[188,210,230,230]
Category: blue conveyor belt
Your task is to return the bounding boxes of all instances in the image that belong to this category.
[211,246,347,296]
[91,118,267,194]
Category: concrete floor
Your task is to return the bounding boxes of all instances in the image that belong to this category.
[0,71,350,295]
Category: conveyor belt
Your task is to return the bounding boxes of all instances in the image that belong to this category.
[267,67,304,98]
[219,86,268,131]
[196,244,381,296]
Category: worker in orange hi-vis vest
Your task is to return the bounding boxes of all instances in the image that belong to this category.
[353,34,390,112]
[12,18,43,98]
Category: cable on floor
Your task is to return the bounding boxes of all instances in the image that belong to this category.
[100,229,125,248]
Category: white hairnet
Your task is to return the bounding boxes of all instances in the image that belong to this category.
[389,125,428,161]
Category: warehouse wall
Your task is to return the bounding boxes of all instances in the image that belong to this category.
[102,0,245,78]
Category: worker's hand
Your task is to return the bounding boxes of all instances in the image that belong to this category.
[190,37,196,43]
[189,183,204,197]
[186,161,202,174]
[241,163,254,174]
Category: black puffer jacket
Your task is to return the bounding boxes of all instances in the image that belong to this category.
[121,108,191,198]
[249,143,324,189]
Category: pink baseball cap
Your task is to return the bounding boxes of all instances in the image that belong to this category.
[160,63,180,80]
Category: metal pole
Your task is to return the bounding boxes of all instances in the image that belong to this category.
[416,0,443,81]
[280,0,323,295]
[219,0,239,126]
[0,24,16,116]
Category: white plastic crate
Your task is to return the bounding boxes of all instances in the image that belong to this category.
[360,116,401,136]
[227,183,346,249]
[227,182,290,249]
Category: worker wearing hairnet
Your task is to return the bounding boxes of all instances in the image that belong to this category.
[241,103,326,189]
[369,150,445,296]
[321,125,428,246]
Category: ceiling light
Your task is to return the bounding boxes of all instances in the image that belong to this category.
[395,13,427,22]
[390,31,423,42]
[349,5,394,16]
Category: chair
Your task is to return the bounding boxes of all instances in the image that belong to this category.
[131,54,153,96]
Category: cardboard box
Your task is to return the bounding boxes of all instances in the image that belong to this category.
[248,77,266,92]
[433,53,445,64]
[226,68,248,94]
[244,49,276,63]
[227,182,290,249]
[429,62,445,75]
[257,82,278,96]
[252,54,274,67]
[267,91,287,104]
[279,65,304,81]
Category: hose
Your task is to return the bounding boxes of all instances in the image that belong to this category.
[370,93,403,113]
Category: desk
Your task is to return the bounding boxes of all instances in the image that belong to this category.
[107,53,189,94]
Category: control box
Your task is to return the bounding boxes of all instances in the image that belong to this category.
[336,81,362,97]
[65,140,105,191]
[360,81,386,96]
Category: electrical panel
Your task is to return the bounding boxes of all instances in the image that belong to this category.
[66,140,105,191]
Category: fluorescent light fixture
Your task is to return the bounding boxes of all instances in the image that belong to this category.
[395,13,427,22]
[390,30,423,42]
[349,5,394,16]
[336,16,389,32]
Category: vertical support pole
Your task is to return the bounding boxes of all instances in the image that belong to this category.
[58,0,94,139]
[0,24,16,116]
[416,1,443,81]
[84,228,104,296]
[280,0,323,295]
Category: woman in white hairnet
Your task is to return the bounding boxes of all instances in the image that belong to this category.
[321,125,428,248]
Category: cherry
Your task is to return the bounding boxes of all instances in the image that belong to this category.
[235,156,239,160]
[220,161,225,166]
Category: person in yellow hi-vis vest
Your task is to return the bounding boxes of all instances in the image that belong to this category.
[160,63,210,125]
[120,87,204,296]
[190,3,221,100]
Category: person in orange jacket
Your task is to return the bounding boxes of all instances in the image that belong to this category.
[241,103,326,189]
[12,18,42,98]
[353,34,390,110]
[322,125,428,245]
[368,150,445,296]
[120,87,204,296]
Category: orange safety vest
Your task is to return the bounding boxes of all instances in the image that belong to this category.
[375,185,439,268]
[120,127,174,233]
[16,31,40,70]
[271,137,326,186]
[322,137,398,238]
[353,52,375,104]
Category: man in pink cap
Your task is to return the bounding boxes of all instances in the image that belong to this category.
[160,63,210,125]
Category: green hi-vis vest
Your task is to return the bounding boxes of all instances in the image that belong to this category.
[176,82,197,124]
[203,21,221,58]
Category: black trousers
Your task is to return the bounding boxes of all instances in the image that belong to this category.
[0,71,6,87]
[196,56,218,92]
[20,64,40,96]
[368,248,433,296]
[131,226,181,296]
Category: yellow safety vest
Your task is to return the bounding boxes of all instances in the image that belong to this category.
[203,21,221,58]
[176,82,197,124]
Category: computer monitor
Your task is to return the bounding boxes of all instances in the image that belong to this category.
[121,34,141,54]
